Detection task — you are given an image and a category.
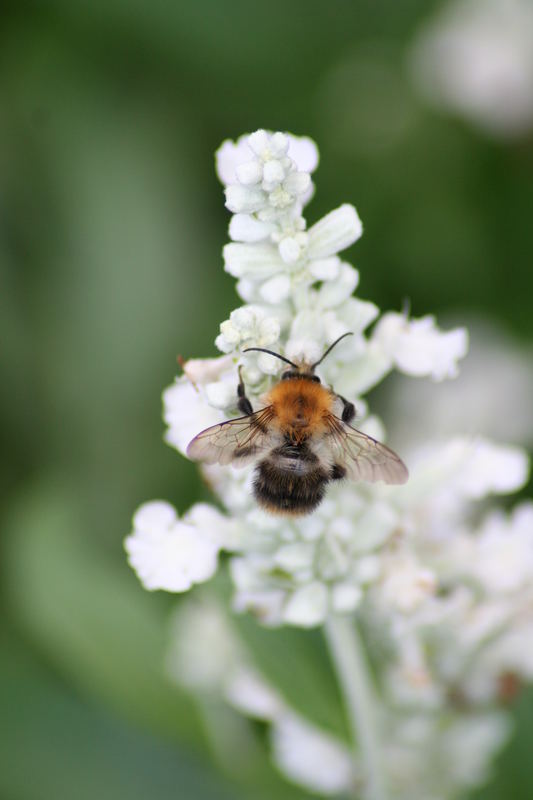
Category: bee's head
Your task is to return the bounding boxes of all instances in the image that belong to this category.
[281,368,321,383]
[243,332,353,380]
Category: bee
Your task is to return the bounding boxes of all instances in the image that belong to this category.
[186,333,408,516]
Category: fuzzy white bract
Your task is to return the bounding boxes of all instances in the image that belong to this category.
[126,130,532,800]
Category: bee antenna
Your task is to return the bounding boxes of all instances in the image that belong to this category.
[242,347,299,369]
[311,332,354,369]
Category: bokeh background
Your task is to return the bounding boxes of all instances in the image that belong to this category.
[2,1,533,798]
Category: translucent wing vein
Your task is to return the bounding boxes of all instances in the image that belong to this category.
[325,415,408,485]
[186,407,274,467]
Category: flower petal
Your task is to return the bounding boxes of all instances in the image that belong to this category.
[307,204,363,259]
[315,263,359,308]
[331,583,363,613]
[236,159,263,186]
[282,581,329,627]
[278,236,303,264]
[215,136,252,185]
[283,170,311,196]
[224,242,285,279]
[229,213,275,243]
[125,502,219,592]
[226,667,284,721]
[225,185,266,214]
[133,500,177,535]
[457,439,529,499]
[259,274,291,304]
[287,135,319,173]
[183,355,234,384]
[248,129,271,156]
[308,257,340,281]
[271,712,355,795]
[163,379,226,455]
[374,312,468,380]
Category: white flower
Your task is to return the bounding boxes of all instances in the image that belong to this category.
[469,502,533,593]
[228,213,276,243]
[373,312,468,381]
[307,204,363,260]
[331,583,363,613]
[380,556,437,614]
[391,319,533,451]
[381,710,510,799]
[125,501,219,592]
[409,0,533,138]
[163,376,228,455]
[441,713,511,787]
[282,582,329,627]
[221,129,314,217]
[223,204,362,292]
[225,666,285,721]
[216,129,319,187]
[452,438,529,498]
[215,304,281,355]
[182,354,234,384]
[218,129,361,283]
[271,713,355,796]
[400,437,529,515]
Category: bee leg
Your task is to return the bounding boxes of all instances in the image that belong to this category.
[337,394,355,424]
[237,366,254,416]
[330,464,347,481]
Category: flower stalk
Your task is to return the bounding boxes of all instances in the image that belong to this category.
[324,614,386,800]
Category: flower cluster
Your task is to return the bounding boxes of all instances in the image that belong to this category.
[127,128,468,625]
[125,130,531,799]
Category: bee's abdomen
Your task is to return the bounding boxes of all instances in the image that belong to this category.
[253,446,329,515]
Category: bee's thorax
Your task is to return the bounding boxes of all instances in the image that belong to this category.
[267,378,333,439]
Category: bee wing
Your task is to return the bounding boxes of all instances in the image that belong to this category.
[186,407,274,467]
[325,415,408,485]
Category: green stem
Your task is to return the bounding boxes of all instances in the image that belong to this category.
[324,614,387,800]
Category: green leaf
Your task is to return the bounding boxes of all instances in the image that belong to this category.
[469,689,533,800]
[2,480,203,745]
[0,627,240,800]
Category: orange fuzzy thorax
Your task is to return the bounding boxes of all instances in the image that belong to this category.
[267,379,333,441]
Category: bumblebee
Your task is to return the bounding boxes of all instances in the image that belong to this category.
[187,333,408,515]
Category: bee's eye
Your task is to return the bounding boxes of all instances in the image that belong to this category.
[311,375,321,383]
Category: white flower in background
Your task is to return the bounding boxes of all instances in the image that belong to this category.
[166,598,356,797]
[126,129,533,800]
[271,712,356,795]
[409,0,533,138]
[381,711,510,799]
[125,501,220,592]
[391,319,533,451]
[373,312,468,380]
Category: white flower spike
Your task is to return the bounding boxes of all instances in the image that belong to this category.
[126,129,532,800]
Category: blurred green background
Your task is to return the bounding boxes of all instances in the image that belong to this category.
[2,1,533,798]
